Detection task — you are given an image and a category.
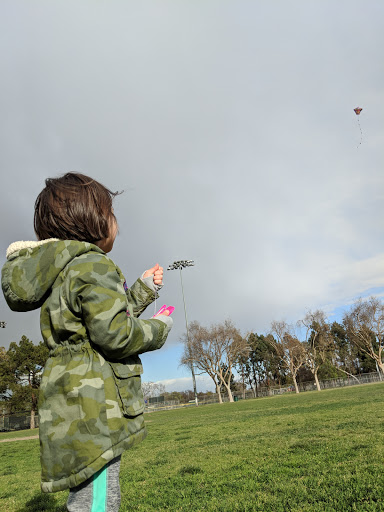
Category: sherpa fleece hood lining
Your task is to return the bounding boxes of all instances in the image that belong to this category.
[2,239,105,312]
[6,239,60,259]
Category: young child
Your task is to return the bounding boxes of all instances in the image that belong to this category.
[1,172,173,511]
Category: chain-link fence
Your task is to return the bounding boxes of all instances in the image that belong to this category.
[144,370,384,412]
[1,372,382,426]
[0,412,38,432]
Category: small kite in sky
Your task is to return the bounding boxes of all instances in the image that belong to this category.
[354,107,363,148]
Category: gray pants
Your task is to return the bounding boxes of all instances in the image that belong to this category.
[67,456,121,512]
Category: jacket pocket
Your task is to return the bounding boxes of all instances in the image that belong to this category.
[109,361,145,417]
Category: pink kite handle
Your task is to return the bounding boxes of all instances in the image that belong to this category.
[152,305,175,317]
[153,305,167,317]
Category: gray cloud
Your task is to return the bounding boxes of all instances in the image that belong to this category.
[1,1,383,385]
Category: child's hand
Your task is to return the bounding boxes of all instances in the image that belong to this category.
[155,309,170,317]
[143,263,164,286]
[152,305,174,318]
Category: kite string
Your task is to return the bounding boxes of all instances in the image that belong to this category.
[154,282,157,316]
[357,117,363,149]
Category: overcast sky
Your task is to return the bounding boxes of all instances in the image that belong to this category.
[1,1,383,392]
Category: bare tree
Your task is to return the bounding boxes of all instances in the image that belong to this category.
[299,310,334,391]
[343,297,384,376]
[180,322,224,402]
[269,321,306,393]
[181,320,249,402]
[141,381,166,399]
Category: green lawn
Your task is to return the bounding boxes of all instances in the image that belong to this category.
[0,428,39,440]
[1,383,384,511]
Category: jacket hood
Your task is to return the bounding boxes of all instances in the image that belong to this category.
[1,239,105,312]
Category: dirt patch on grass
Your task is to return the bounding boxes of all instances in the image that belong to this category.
[0,420,153,443]
[0,435,39,443]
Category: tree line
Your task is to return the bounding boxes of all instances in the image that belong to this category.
[181,296,384,402]
[0,335,48,428]
[1,296,382,425]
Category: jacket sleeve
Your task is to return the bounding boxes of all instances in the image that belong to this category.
[63,253,173,360]
[121,275,156,318]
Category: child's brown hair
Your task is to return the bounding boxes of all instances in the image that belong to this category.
[34,172,119,243]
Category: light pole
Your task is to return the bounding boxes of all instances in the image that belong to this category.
[0,322,6,328]
[167,260,198,405]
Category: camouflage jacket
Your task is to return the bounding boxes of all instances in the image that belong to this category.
[1,239,172,492]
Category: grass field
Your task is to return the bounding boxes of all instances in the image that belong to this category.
[1,382,384,511]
